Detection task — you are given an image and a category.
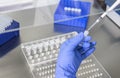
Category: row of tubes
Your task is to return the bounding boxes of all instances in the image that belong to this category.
[64,7,82,13]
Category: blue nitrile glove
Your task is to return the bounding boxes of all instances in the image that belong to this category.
[55,32,96,78]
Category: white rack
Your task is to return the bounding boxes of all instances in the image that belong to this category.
[21,31,111,78]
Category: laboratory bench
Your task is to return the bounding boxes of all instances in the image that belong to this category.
[0,1,120,78]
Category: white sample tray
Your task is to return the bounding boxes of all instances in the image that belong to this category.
[21,32,111,78]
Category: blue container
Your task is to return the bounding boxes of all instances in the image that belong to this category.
[0,20,19,46]
[54,0,91,33]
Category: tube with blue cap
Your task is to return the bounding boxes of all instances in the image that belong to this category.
[84,0,120,36]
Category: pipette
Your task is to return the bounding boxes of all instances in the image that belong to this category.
[84,0,120,36]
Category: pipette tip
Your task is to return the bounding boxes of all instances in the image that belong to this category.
[84,30,89,36]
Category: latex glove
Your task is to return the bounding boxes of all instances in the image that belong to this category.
[55,32,96,78]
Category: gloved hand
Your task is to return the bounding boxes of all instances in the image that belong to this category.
[55,32,96,78]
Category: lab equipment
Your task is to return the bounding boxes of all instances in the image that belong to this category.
[105,0,120,27]
[84,0,120,36]
[21,31,111,78]
[54,0,91,33]
[0,15,19,46]
[56,32,96,78]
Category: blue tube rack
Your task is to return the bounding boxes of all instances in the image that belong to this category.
[54,0,91,33]
[0,20,19,46]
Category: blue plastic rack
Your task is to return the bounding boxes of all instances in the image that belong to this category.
[54,0,91,33]
[0,17,19,46]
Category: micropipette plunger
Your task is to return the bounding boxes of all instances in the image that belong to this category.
[84,0,120,36]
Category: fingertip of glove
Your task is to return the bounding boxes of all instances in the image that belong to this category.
[71,32,84,42]
[76,32,84,39]
[90,47,96,53]
[78,32,84,36]
[92,41,97,46]
[84,36,92,42]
